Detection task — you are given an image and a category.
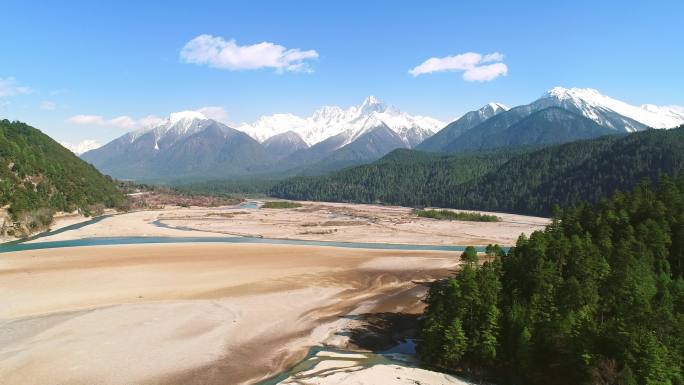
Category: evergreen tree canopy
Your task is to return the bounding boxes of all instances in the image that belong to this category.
[418,175,684,385]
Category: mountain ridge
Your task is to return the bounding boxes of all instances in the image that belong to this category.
[236,96,444,146]
[437,86,684,153]
[80,87,684,182]
[417,102,508,152]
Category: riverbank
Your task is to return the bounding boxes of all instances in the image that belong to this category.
[0,243,459,385]
[26,201,549,246]
[0,209,111,244]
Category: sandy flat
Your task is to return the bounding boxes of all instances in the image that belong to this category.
[282,361,471,385]
[30,201,549,246]
[279,350,471,385]
[0,243,460,385]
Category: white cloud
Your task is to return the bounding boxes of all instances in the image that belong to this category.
[67,107,226,130]
[60,139,102,155]
[40,101,57,110]
[482,52,505,62]
[409,52,508,82]
[108,116,137,129]
[68,114,107,125]
[196,106,228,122]
[180,34,319,73]
[0,77,32,97]
[138,115,165,127]
[67,114,140,129]
[462,63,508,82]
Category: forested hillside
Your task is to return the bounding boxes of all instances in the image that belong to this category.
[0,120,125,236]
[271,148,521,207]
[272,126,684,216]
[419,175,684,385]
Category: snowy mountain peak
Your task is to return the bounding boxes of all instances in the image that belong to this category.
[237,97,444,147]
[545,87,602,101]
[362,95,382,106]
[358,95,387,114]
[169,110,207,124]
[541,86,684,129]
[486,102,509,112]
[128,110,212,144]
[341,114,389,147]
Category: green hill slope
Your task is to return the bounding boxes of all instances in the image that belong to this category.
[271,148,521,207]
[0,119,125,236]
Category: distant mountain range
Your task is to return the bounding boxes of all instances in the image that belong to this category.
[82,97,445,180]
[81,88,684,181]
[237,95,444,146]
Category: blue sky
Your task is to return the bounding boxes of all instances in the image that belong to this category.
[1,0,682,146]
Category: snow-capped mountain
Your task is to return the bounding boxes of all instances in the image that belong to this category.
[534,87,684,131]
[125,110,212,149]
[81,111,272,180]
[439,87,684,153]
[237,96,444,147]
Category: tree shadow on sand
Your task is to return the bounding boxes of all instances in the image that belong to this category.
[337,312,421,352]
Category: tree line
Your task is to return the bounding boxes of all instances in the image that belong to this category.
[418,175,684,385]
[415,209,500,222]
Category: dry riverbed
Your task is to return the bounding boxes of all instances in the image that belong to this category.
[1,201,547,384]
[1,243,460,385]
[28,201,549,246]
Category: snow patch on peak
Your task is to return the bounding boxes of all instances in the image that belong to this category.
[340,114,389,147]
[543,86,684,129]
[545,86,600,98]
[638,104,684,124]
[359,95,385,109]
[127,110,213,144]
[169,110,207,124]
[362,95,382,106]
[452,102,509,123]
[357,95,387,115]
[237,96,444,147]
[486,102,509,112]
